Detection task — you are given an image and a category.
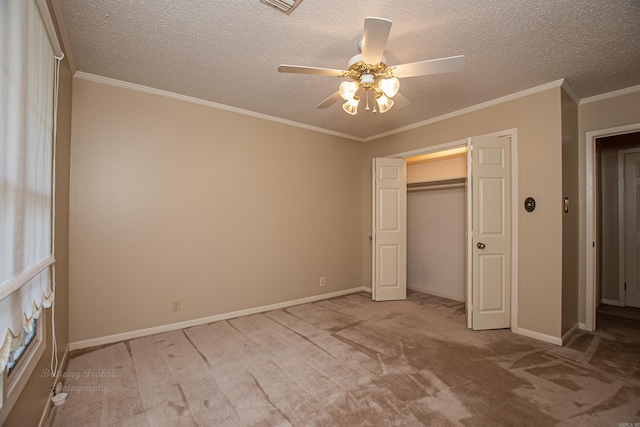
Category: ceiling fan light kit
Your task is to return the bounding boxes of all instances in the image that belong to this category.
[337,60,400,114]
[278,17,465,116]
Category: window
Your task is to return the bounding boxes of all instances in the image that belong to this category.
[1,317,45,422]
[0,0,63,422]
[7,319,37,376]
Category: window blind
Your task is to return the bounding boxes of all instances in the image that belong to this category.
[0,0,58,372]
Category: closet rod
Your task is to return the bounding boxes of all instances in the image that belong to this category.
[407,182,465,192]
[407,178,466,192]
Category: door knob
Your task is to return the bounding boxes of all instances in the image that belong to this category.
[477,242,486,249]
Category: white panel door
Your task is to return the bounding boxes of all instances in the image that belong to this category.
[471,136,511,330]
[466,138,473,328]
[372,158,407,301]
[625,152,640,308]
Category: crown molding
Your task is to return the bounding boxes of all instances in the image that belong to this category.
[72,71,640,142]
[364,79,566,141]
[73,71,364,142]
[561,80,580,105]
[579,84,640,105]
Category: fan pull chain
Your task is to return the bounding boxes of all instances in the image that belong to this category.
[365,90,370,111]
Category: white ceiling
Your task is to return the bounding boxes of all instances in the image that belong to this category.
[56,0,640,140]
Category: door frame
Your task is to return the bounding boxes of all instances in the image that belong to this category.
[585,123,640,331]
[388,128,519,331]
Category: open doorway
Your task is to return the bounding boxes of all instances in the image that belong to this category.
[406,147,467,302]
[595,131,640,326]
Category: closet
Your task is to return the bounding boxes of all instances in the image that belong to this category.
[406,150,466,302]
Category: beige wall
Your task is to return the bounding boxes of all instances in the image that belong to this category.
[68,78,364,343]
[364,88,565,338]
[406,158,467,300]
[577,90,640,323]
[5,42,72,427]
[561,89,579,336]
[407,187,465,300]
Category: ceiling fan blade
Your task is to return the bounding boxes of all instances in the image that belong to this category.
[392,55,466,78]
[278,65,346,77]
[361,17,392,64]
[316,91,342,109]
[393,93,410,109]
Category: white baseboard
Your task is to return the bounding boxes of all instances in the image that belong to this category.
[39,345,70,427]
[561,323,580,345]
[407,285,465,302]
[69,287,370,351]
[578,322,587,330]
[513,327,562,346]
[602,299,622,307]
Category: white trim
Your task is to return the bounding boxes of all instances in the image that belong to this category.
[580,85,640,106]
[69,287,369,351]
[0,257,55,301]
[408,286,464,303]
[578,322,587,330]
[585,123,640,331]
[514,327,562,346]
[70,70,640,145]
[510,131,520,334]
[35,0,63,58]
[364,80,566,142]
[371,159,376,301]
[49,0,75,72]
[561,323,579,345]
[561,80,580,105]
[466,137,473,328]
[602,298,623,307]
[73,72,363,142]
[38,345,69,427]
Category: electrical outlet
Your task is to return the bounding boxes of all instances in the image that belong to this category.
[320,276,326,287]
[172,299,181,311]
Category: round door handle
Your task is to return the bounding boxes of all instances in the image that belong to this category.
[477,242,486,249]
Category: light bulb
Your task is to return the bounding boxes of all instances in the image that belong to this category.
[378,77,400,98]
[339,81,358,101]
[376,94,394,113]
[342,98,359,115]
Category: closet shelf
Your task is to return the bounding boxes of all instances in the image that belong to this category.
[407,177,466,192]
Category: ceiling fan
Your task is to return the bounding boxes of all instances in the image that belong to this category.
[278,17,465,115]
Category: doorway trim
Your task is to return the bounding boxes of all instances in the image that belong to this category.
[585,123,640,331]
[390,128,519,331]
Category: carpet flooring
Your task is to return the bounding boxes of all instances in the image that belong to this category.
[46,291,640,426]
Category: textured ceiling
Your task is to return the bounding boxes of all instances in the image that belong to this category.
[57,0,640,139]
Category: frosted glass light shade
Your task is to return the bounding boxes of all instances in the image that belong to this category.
[378,77,400,98]
[342,98,359,115]
[376,94,394,113]
[339,81,358,101]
